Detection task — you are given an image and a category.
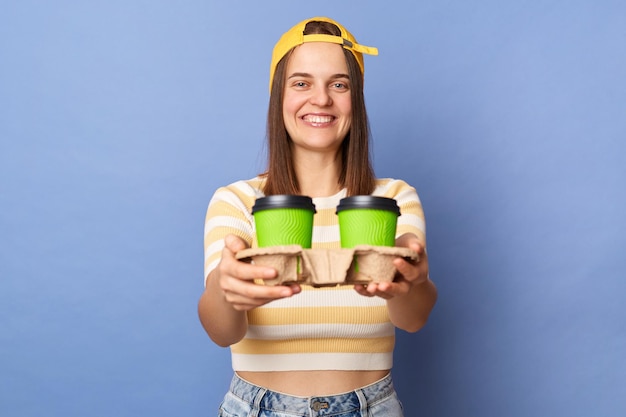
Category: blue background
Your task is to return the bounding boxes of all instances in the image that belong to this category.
[1,1,625,416]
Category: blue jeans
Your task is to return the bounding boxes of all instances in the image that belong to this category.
[218,372,404,417]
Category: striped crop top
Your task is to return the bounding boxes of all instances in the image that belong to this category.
[203,176,426,371]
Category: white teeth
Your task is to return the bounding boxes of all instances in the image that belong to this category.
[303,115,333,124]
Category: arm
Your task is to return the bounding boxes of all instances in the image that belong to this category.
[198,234,301,347]
[354,233,437,333]
[199,183,301,347]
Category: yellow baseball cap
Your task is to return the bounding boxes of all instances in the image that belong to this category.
[269,16,378,93]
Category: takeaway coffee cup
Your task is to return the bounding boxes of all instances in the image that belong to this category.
[252,195,316,248]
[336,196,400,248]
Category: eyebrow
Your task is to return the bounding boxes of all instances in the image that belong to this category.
[287,72,350,80]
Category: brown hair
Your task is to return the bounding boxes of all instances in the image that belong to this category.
[262,21,376,196]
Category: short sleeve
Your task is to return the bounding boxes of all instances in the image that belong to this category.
[203,180,263,285]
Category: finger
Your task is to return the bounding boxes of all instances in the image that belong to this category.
[393,257,420,281]
[228,259,277,282]
[364,282,393,299]
[221,235,279,282]
[395,233,420,248]
[223,274,299,301]
[353,284,375,297]
[224,234,249,253]
[395,234,426,258]
[219,245,277,282]
[355,282,399,299]
[222,289,275,310]
[226,285,299,310]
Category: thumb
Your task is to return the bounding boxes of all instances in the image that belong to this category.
[395,233,424,253]
[224,234,249,253]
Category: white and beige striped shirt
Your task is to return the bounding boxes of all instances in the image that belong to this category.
[204,176,426,371]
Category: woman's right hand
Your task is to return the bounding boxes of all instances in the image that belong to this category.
[214,234,302,311]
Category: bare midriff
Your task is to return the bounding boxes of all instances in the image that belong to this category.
[236,369,390,397]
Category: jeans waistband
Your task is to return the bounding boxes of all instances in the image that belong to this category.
[228,372,395,415]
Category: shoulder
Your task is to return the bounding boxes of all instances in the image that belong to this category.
[217,176,266,196]
[376,178,426,239]
[373,178,419,199]
[210,176,266,205]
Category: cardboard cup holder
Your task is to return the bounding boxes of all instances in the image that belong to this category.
[236,245,419,287]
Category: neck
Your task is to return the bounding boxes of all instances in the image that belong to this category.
[294,152,342,198]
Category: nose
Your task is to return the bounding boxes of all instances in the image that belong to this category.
[309,86,332,107]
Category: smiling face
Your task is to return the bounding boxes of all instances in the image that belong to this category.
[282,42,352,156]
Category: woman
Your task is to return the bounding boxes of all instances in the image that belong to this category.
[199,16,437,417]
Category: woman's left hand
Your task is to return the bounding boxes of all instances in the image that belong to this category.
[353,233,429,299]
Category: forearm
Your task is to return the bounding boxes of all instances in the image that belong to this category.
[197,270,248,347]
[387,278,437,333]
